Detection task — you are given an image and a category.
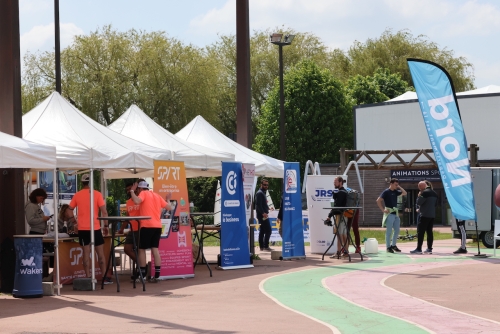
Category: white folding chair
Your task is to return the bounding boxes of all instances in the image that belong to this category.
[493,220,500,257]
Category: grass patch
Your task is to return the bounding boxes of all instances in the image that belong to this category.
[359,228,452,245]
[197,228,453,247]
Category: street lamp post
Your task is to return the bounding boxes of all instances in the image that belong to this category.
[270,33,294,161]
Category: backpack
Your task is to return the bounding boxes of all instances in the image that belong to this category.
[344,188,360,218]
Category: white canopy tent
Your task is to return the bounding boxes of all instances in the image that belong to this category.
[105,104,235,178]
[176,116,284,178]
[0,131,56,169]
[22,92,172,292]
[388,84,500,102]
[23,92,172,170]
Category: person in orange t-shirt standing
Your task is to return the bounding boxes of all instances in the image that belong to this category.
[129,179,171,283]
[118,181,141,279]
[68,174,111,283]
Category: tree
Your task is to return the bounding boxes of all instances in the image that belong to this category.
[346,75,388,105]
[207,28,331,137]
[329,29,475,92]
[346,68,412,105]
[254,60,353,176]
[22,26,221,132]
[187,177,219,216]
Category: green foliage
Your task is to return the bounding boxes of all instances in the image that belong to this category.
[254,59,352,177]
[346,75,388,105]
[22,26,221,132]
[187,177,219,213]
[106,196,117,216]
[371,68,413,99]
[346,68,412,105]
[207,28,332,137]
[329,29,475,92]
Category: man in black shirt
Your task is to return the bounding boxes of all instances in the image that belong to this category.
[325,176,348,256]
[411,180,438,254]
[255,179,272,251]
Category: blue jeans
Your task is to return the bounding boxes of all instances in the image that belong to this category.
[385,213,400,248]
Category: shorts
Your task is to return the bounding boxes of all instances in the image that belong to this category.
[125,230,140,245]
[139,228,161,249]
[78,230,104,247]
[334,215,347,235]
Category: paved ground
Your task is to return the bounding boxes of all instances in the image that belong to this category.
[1,231,499,333]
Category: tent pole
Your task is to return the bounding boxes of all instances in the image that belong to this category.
[90,168,95,290]
[54,169,61,296]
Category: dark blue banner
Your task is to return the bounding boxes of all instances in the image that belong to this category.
[407,59,476,221]
[220,162,252,269]
[282,162,306,259]
[13,236,43,298]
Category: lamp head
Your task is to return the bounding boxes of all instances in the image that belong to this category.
[269,33,283,44]
[283,34,295,44]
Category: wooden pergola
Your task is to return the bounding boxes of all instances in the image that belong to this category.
[339,144,479,172]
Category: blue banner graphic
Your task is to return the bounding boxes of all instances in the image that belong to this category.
[282,162,306,259]
[220,162,252,269]
[407,59,476,221]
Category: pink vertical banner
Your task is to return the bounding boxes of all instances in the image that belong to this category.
[154,160,194,279]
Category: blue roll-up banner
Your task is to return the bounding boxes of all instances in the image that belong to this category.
[220,162,253,269]
[282,162,306,259]
[407,59,476,221]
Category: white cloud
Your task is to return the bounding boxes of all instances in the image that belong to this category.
[20,22,84,58]
[188,1,235,37]
[19,0,51,14]
[445,1,500,36]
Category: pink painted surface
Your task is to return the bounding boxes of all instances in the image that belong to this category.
[324,255,500,333]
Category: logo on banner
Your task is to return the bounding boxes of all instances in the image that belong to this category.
[21,257,35,266]
[70,248,83,265]
[226,171,237,195]
[312,188,333,201]
[157,166,180,180]
[285,170,297,193]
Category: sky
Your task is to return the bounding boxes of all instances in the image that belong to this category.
[19,0,500,90]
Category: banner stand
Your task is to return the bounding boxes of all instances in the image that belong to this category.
[281,162,306,260]
[220,162,253,270]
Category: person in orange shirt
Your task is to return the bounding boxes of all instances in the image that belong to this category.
[118,181,141,279]
[129,179,171,283]
[68,174,111,283]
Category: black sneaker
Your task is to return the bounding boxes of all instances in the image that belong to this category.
[453,247,467,254]
[391,245,401,252]
[424,248,433,254]
[410,249,422,254]
[103,277,113,285]
[387,247,394,253]
[263,247,273,251]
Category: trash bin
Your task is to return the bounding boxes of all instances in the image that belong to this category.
[12,235,44,298]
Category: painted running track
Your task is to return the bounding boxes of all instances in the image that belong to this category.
[261,247,500,333]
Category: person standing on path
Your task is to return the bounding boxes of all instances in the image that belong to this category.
[377,178,407,253]
[68,174,111,283]
[129,179,171,283]
[325,176,349,257]
[411,180,438,254]
[256,179,272,251]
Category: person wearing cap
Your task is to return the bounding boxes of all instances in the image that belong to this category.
[68,174,111,284]
[129,179,171,283]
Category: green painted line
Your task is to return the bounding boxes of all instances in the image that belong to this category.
[263,252,472,333]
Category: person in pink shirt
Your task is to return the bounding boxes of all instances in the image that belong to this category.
[68,174,111,284]
[129,179,171,283]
